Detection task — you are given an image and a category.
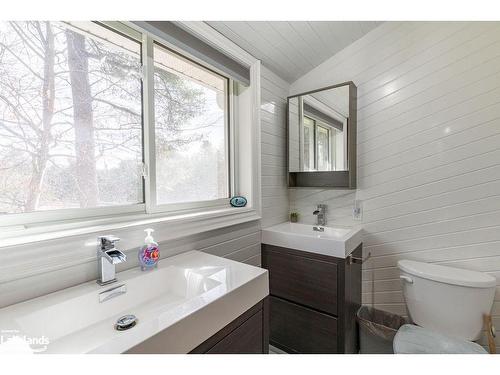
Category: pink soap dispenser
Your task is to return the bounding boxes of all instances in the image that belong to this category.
[138,228,160,271]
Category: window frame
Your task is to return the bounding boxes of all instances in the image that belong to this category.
[146,40,234,214]
[0,21,236,229]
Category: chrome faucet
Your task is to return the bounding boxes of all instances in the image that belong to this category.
[97,235,126,286]
[313,204,327,226]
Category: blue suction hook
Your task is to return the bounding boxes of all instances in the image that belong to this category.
[230,196,247,207]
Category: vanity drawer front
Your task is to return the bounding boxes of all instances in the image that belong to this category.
[188,299,268,354]
[263,245,338,315]
[206,310,263,354]
[270,296,338,354]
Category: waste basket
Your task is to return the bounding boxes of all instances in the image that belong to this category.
[357,305,409,354]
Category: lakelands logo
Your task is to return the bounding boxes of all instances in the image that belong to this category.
[0,329,50,353]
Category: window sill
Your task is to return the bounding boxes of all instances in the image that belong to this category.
[0,206,261,249]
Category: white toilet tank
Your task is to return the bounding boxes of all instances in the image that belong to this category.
[398,260,496,341]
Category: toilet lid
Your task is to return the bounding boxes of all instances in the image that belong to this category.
[398,260,496,288]
[393,324,488,354]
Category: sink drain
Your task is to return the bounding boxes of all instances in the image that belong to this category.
[115,314,138,331]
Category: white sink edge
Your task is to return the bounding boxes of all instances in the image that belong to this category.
[261,222,363,259]
[102,267,269,354]
[124,273,268,354]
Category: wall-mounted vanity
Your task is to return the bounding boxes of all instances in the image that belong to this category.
[287,81,357,188]
[261,222,363,353]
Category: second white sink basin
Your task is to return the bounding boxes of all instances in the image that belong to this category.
[261,222,362,258]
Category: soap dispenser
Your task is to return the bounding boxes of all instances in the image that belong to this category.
[138,228,160,271]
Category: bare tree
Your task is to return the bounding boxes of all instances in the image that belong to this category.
[66,29,98,207]
[25,22,55,211]
[0,22,56,211]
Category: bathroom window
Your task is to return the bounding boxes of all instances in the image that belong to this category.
[153,43,230,207]
[0,22,143,216]
[0,21,235,227]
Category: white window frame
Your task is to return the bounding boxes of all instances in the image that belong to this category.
[0,21,259,236]
[144,39,235,214]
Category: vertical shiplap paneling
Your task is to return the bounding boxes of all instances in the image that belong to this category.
[260,66,290,228]
[289,21,500,351]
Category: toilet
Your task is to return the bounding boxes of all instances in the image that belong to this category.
[398,260,496,341]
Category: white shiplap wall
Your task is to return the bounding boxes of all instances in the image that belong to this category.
[260,66,290,228]
[289,21,500,350]
[0,220,261,308]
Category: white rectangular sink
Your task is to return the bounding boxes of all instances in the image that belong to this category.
[261,222,362,258]
[0,251,268,354]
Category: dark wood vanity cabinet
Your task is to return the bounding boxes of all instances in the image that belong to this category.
[262,244,362,354]
[189,298,269,354]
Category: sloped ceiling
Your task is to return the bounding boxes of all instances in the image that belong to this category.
[206,21,382,83]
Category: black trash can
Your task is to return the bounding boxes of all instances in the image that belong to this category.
[356,306,409,354]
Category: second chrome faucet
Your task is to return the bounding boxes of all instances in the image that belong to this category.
[313,204,327,226]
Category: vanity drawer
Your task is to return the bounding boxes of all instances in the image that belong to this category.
[270,296,338,354]
[188,299,268,354]
[206,310,263,354]
[262,245,338,315]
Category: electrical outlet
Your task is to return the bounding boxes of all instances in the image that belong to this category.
[353,199,363,220]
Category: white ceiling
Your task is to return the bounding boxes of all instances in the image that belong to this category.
[206,21,382,83]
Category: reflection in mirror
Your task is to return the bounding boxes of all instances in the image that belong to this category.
[289,84,349,173]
